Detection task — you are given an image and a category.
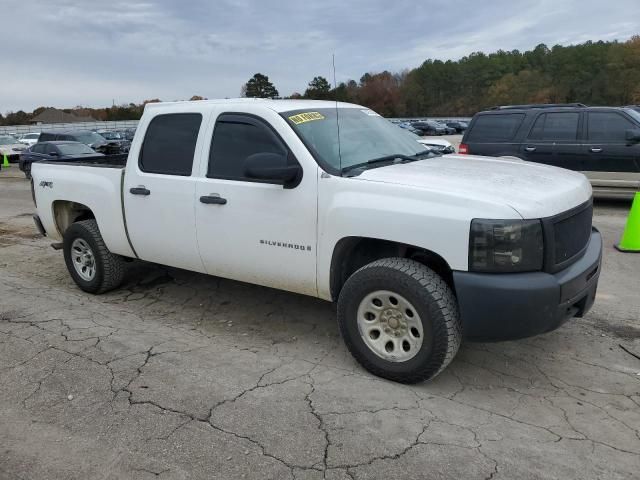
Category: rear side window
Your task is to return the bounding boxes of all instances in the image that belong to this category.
[39,132,56,142]
[587,112,635,142]
[528,113,579,141]
[467,114,524,141]
[139,113,202,176]
[208,114,288,181]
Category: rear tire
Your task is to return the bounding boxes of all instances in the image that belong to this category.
[63,219,125,294]
[337,258,461,383]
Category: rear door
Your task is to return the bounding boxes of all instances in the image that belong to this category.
[521,111,581,169]
[194,108,318,296]
[582,111,640,193]
[124,110,209,273]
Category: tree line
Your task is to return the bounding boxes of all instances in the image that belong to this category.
[2,37,639,125]
[243,37,640,117]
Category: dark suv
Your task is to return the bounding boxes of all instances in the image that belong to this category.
[38,130,122,154]
[460,104,640,199]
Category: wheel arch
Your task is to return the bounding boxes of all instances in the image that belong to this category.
[329,236,455,302]
[52,200,96,238]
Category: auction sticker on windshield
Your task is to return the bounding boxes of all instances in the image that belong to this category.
[288,112,325,125]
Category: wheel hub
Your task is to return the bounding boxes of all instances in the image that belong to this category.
[71,238,96,282]
[356,290,424,362]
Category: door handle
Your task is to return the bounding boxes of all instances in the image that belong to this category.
[524,147,537,152]
[589,147,603,153]
[129,186,150,196]
[200,195,227,205]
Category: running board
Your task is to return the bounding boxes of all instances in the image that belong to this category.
[50,242,63,250]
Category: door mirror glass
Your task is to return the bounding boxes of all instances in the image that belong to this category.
[244,153,301,188]
[625,129,640,143]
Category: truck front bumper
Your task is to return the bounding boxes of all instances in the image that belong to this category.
[453,228,602,341]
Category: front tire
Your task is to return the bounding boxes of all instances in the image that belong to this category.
[337,258,461,383]
[63,219,125,294]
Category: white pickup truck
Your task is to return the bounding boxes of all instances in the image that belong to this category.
[31,99,602,383]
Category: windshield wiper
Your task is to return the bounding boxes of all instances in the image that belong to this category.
[341,150,434,175]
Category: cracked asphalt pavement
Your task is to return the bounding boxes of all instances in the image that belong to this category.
[1,164,639,479]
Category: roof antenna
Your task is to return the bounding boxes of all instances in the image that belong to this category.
[332,53,342,173]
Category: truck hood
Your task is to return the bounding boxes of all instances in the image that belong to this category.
[356,154,592,218]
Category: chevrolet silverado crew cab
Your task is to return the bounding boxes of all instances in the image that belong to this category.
[31,99,602,383]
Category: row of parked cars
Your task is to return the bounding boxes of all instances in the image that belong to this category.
[0,128,136,178]
[391,119,469,136]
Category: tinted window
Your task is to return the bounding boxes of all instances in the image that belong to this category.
[57,143,96,155]
[467,114,524,141]
[45,144,58,154]
[208,115,287,180]
[31,144,46,154]
[139,113,202,176]
[588,112,635,142]
[38,132,56,142]
[528,113,579,141]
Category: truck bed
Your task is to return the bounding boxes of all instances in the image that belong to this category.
[39,154,128,169]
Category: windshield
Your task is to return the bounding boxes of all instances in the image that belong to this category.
[57,143,97,155]
[283,108,432,173]
[75,132,105,145]
[625,108,640,123]
[0,135,17,145]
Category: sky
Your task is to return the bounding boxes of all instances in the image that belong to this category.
[2,0,639,113]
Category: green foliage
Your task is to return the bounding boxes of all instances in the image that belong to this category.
[322,37,640,116]
[304,76,332,99]
[243,73,279,98]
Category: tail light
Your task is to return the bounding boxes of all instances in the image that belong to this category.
[458,143,469,154]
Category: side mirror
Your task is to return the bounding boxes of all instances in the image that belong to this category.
[625,129,640,143]
[48,151,59,157]
[244,152,302,188]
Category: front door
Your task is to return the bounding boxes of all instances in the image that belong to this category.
[124,111,208,273]
[195,110,318,296]
[581,111,640,191]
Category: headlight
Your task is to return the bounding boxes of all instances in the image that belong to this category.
[469,219,544,272]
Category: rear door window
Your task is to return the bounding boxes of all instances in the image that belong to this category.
[467,114,524,141]
[139,113,202,176]
[528,113,579,141]
[587,112,635,143]
[208,114,288,181]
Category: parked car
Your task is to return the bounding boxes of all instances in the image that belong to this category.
[38,130,122,154]
[416,137,456,154]
[96,130,131,153]
[122,128,137,141]
[18,132,41,147]
[31,99,601,383]
[397,122,422,135]
[411,120,447,135]
[459,104,640,199]
[0,134,27,163]
[445,121,468,133]
[19,141,104,178]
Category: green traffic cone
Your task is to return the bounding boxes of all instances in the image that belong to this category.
[2,154,8,167]
[615,192,640,253]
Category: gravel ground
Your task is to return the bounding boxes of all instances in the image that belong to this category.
[1,163,639,480]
